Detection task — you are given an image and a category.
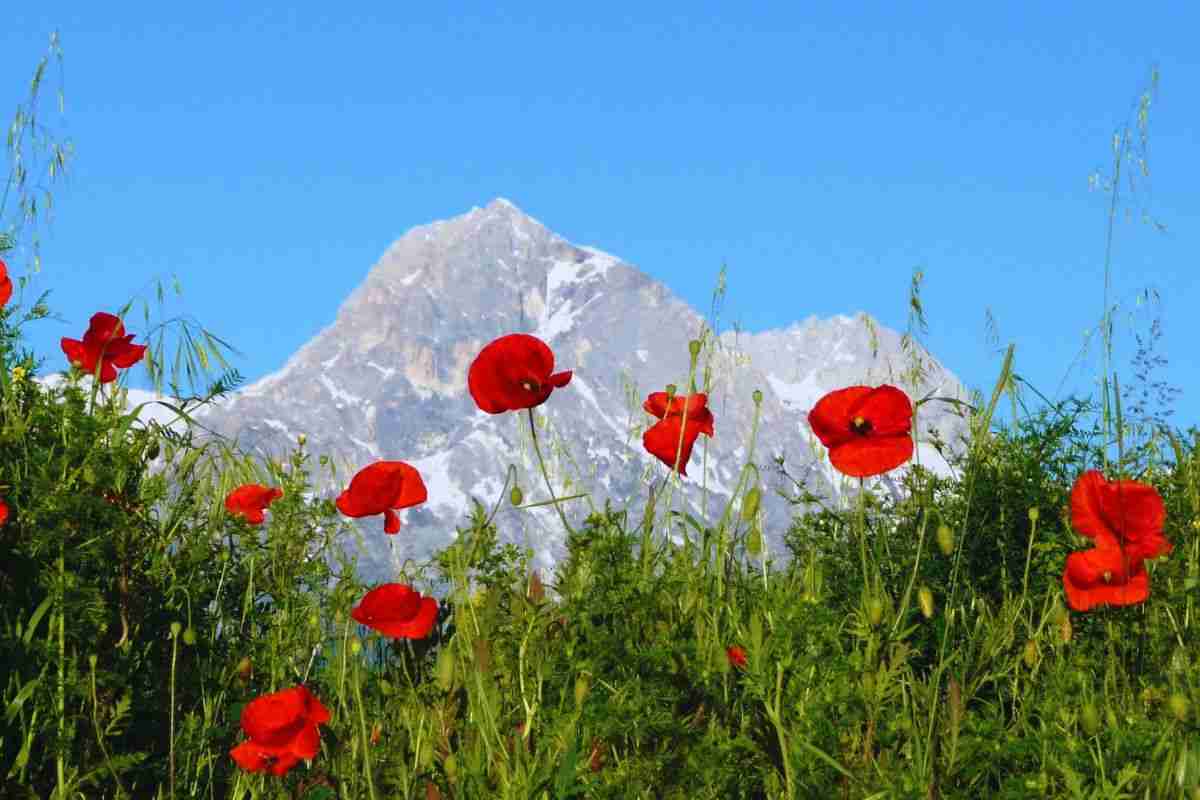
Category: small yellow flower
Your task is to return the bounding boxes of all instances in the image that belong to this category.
[10,366,27,382]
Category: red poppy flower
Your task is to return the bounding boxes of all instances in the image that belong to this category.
[225,484,284,525]
[0,499,8,527]
[336,461,427,534]
[229,684,331,777]
[468,333,573,414]
[60,312,148,384]
[1070,470,1172,560]
[807,385,913,478]
[0,258,12,308]
[641,390,714,477]
[726,645,747,670]
[350,583,438,640]
[1062,545,1149,611]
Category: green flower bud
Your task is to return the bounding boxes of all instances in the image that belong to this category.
[297,433,307,447]
[1169,694,1190,723]
[918,586,934,619]
[1080,703,1100,736]
[575,673,591,709]
[688,339,702,357]
[170,621,182,638]
[182,627,197,646]
[443,753,457,782]
[436,647,456,691]
[146,441,161,461]
[936,525,954,557]
[1023,640,1039,669]
[866,597,884,627]
[746,525,763,556]
[1028,506,1039,523]
[350,638,362,656]
[752,389,763,405]
[665,383,677,398]
[741,487,761,522]
[379,678,394,696]
[510,485,524,506]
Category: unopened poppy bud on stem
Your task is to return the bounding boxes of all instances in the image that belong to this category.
[918,586,934,619]
[741,487,761,522]
[936,525,954,557]
[866,597,884,627]
[688,339,701,358]
[170,621,182,639]
[575,673,591,709]
[1028,506,1039,523]
[752,388,762,405]
[510,485,523,506]
[1023,640,1039,668]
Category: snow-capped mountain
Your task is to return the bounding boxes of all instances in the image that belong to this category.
[176,198,972,599]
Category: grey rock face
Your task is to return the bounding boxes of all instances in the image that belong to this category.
[191,198,973,601]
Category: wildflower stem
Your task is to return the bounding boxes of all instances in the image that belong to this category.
[56,541,65,798]
[169,625,178,800]
[352,647,380,800]
[525,408,575,536]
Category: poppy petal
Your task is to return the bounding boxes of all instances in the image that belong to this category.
[827,434,914,478]
[808,386,875,448]
[383,508,400,534]
[853,385,913,436]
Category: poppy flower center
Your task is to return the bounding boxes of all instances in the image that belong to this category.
[850,415,872,435]
[519,379,541,393]
[1102,570,1113,583]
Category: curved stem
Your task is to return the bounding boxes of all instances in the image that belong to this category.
[526,409,575,537]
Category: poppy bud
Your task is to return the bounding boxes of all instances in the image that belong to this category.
[350,638,362,656]
[688,339,701,357]
[1023,640,1039,669]
[741,487,761,521]
[443,753,457,782]
[170,621,182,639]
[235,656,253,681]
[182,626,197,646]
[1028,507,1039,523]
[746,524,762,556]
[1080,703,1100,735]
[665,383,677,398]
[510,486,523,506]
[752,389,762,405]
[936,525,954,557]
[370,722,382,745]
[1169,694,1190,722]
[379,678,394,696]
[436,647,456,691]
[146,441,160,461]
[918,586,934,619]
[575,673,591,709]
[297,433,307,447]
[866,597,884,627]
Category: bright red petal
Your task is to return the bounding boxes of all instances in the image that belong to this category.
[643,419,701,477]
[383,508,400,534]
[854,385,913,436]
[828,434,914,478]
[808,386,874,448]
[392,462,428,509]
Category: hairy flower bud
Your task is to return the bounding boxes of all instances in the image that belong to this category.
[1169,693,1190,723]
[510,485,523,506]
[1080,703,1100,736]
[182,626,197,646]
[866,597,884,627]
[235,656,253,681]
[575,673,591,709]
[752,388,763,405]
[170,621,182,639]
[1028,506,1039,523]
[746,524,763,556]
[936,525,954,557]
[297,433,306,447]
[436,647,456,691]
[350,638,363,656]
[688,339,702,357]
[1023,640,1039,669]
[918,586,934,619]
[741,487,761,521]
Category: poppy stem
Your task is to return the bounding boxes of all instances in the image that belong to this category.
[856,478,870,586]
[525,408,576,537]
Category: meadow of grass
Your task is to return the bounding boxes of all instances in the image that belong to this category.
[0,47,1196,800]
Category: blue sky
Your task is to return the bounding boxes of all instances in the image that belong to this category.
[2,4,1198,441]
